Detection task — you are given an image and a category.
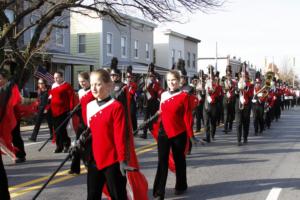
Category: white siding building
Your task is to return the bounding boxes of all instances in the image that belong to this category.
[154,29,201,79]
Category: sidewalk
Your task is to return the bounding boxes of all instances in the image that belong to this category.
[20,123,48,132]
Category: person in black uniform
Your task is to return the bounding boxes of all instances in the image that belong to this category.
[235,63,253,146]
[140,63,161,139]
[252,73,265,135]
[222,65,236,134]
[203,65,219,143]
[28,78,53,142]
[125,66,138,135]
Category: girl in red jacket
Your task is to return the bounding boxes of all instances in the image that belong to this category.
[153,70,193,200]
[86,69,132,200]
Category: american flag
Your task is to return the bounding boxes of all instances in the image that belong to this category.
[34,66,54,85]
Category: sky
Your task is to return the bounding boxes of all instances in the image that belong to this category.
[157,0,300,77]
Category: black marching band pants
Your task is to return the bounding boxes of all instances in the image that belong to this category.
[203,103,217,142]
[236,104,251,143]
[87,162,127,200]
[130,98,138,133]
[30,109,53,140]
[52,112,71,151]
[143,98,159,136]
[194,104,203,132]
[223,99,235,132]
[153,131,187,198]
[253,103,264,134]
[0,154,10,200]
[12,121,26,159]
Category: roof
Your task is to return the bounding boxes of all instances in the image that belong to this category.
[164,29,201,43]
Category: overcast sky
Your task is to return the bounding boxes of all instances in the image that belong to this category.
[157,0,300,77]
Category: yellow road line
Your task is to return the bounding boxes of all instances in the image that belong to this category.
[10,126,219,198]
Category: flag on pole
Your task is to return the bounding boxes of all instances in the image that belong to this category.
[34,66,54,85]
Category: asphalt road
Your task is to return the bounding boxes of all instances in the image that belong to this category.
[3,106,300,200]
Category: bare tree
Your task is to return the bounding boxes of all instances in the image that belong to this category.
[0,0,224,88]
[279,57,297,85]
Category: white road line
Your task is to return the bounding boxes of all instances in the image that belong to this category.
[266,187,282,200]
[25,141,44,147]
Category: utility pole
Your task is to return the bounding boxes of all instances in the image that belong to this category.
[215,42,218,71]
[293,57,295,88]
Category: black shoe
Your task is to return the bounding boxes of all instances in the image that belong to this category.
[174,189,187,195]
[243,139,248,144]
[222,129,228,134]
[68,170,80,175]
[15,157,26,164]
[28,137,36,142]
[53,148,63,153]
[238,141,242,146]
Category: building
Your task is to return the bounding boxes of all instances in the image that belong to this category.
[71,10,162,88]
[154,29,200,80]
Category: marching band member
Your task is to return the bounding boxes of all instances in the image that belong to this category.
[140,63,162,139]
[153,69,193,200]
[86,69,130,200]
[203,65,219,143]
[29,78,53,142]
[252,73,266,135]
[195,70,206,133]
[69,72,94,175]
[175,59,202,153]
[49,71,77,153]
[222,65,236,134]
[109,58,149,200]
[125,65,138,135]
[236,63,253,146]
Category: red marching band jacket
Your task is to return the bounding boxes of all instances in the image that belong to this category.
[224,79,236,102]
[239,81,254,106]
[87,94,149,200]
[87,99,126,170]
[0,84,38,159]
[127,81,138,99]
[206,82,220,104]
[267,90,277,108]
[253,86,267,104]
[145,80,162,100]
[49,82,77,117]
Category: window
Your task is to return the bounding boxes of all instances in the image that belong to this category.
[55,21,64,46]
[187,52,191,68]
[107,33,113,55]
[30,14,39,39]
[78,34,86,53]
[193,53,196,68]
[121,36,127,57]
[178,50,182,59]
[171,49,175,65]
[153,49,156,64]
[145,43,150,60]
[134,40,139,58]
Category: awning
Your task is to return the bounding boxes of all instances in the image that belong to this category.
[49,52,96,66]
[103,61,169,75]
